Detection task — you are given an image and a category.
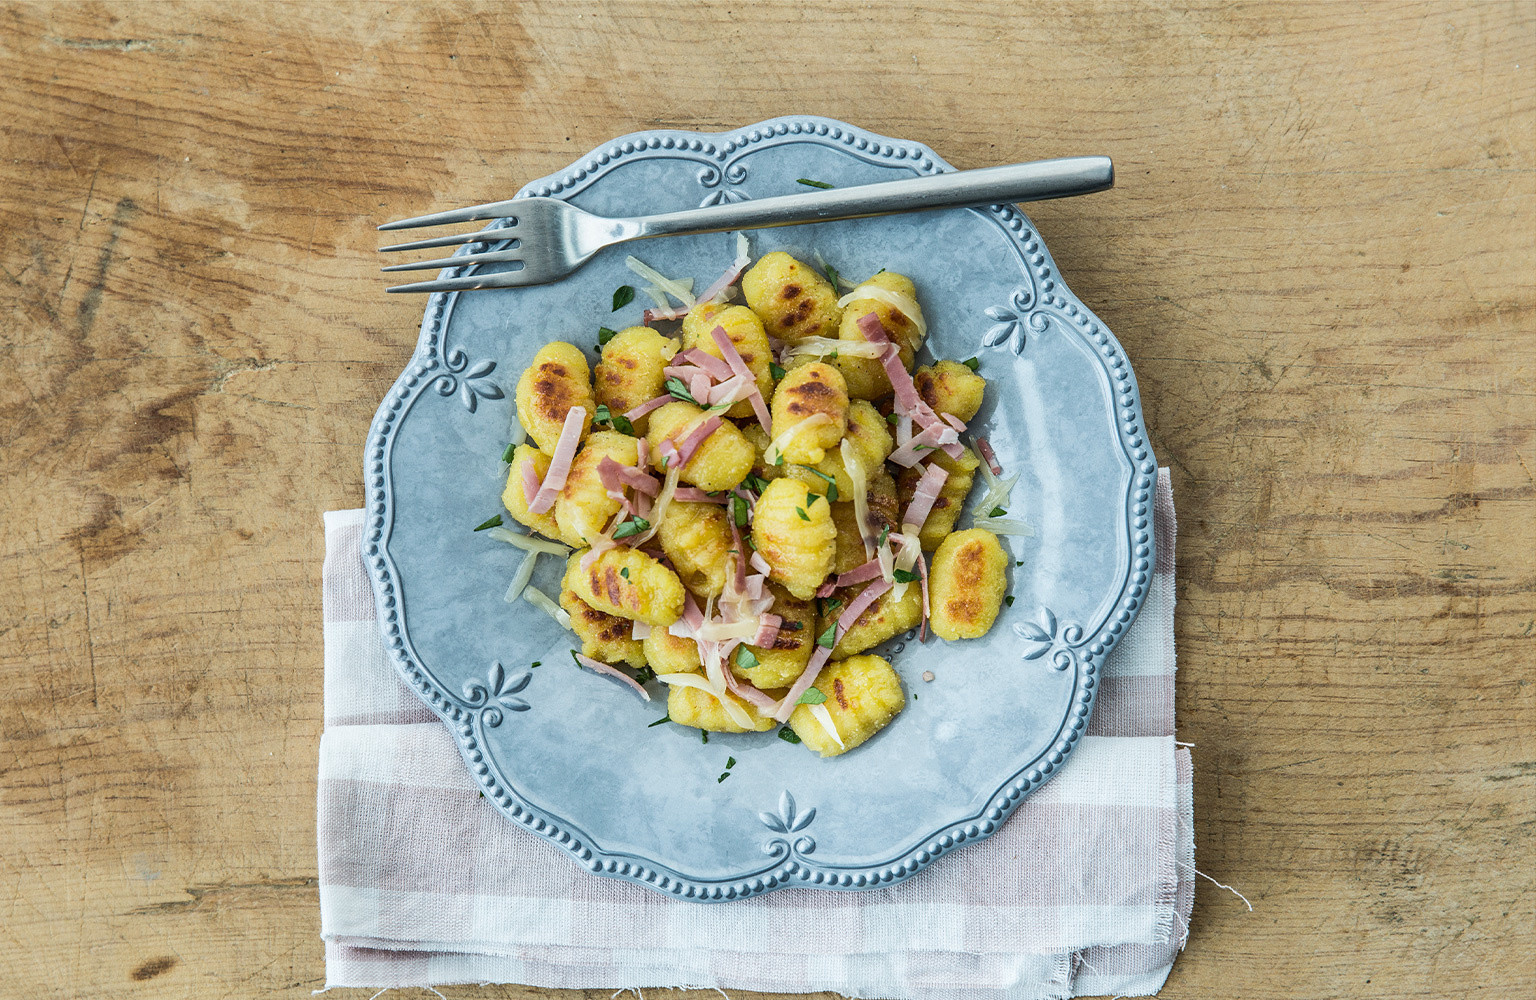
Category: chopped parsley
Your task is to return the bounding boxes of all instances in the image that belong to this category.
[821,260,841,290]
[892,568,920,584]
[665,376,698,405]
[1005,595,1016,607]
[500,442,517,463]
[647,714,671,727]
[725,756,737,769]
[732,494,749,528]
[778,727,801,744]
[962,356,980,371]
[619,567,630,579]
[701,730,709,744]
[769,361,787,379]
[717,772,731,783]
[816,622,838,649]
[735,647,759,670]
[612,516,650,540]
[611,285,635,310]
[598,325,619,346]
[744,474,770,493]
[886,413,900,425]
[795,506,810,521]
[796,178,834,189]
[473,514,503,531]
[633,665,656,684]
[796,465,838,502]
[530,661,541,668]
[988,506,1008,518]
[593,403,633,434]
[798,687,828,705]
[806,492,819,508]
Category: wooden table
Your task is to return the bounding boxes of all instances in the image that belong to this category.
[2,2,1530,997]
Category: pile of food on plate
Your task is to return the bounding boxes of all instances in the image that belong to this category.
[484,239,1024,757]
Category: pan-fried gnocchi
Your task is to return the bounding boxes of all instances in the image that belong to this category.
[516,341,595,451]
[752,477,836,600]
[595,326,678,434]
[494,248,1021,759]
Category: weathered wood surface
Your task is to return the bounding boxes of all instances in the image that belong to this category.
[1,2,1531,997]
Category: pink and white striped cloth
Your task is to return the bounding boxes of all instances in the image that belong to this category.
[318,470,1192,999]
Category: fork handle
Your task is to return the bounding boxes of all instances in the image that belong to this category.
[627,156,1113,239]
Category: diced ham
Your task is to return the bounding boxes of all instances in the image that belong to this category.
[679,348,734,380]
[709,325,773,431]
[835,559,885,588]
[674,415,722,466]
[574,653,651,701]
[901,462,951,531]
[521,459,540,506]
[975,436,1003,476]
[624,394,673,423]
[672,487,729,503]
[527,406,586,514]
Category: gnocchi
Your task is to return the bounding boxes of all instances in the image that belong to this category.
[493,247,1020,760]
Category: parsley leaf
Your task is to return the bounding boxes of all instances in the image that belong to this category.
[500,442,516,463]
[732,494,749,528]
[796,465,839,502]
[611,516,650,540]
[598,325,619,345]
[822,261,841,290]
[633,665,656,684]
[769,361,787,379]
[473,514,503,531]
[725,756,736,769]
[1006,595,1016,607]
[610,412,634,434]
[989,506,1008,518]
[717,772,730,782]
[816,622,838,649]
[619,566,630,579]
[796,178,834,189]
[798,686,828,705]
[665,376,698,405]
[530,661,541,668]
[611,285,635,310]
[735,646,759,670]
[778,727,801,744]
[962,356,980,371]
[795,506,809,521]
[701,730,709,744]
[647,714,671,727]
[892,568,920,584]
[744,474,770,494]
[877,524,891,548]
[886,412,900,425]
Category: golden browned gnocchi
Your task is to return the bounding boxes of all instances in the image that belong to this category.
[657,500,735,599]
[667,684,778,733]
[897,444,981,549]
[732,583,815,689]
[501,444,560,540]
[594,326,678,434]
[830,581,923,658]
[515,341,594,451]
[787,654,905,757]
[559,561,647,668]
[752,477,836,600]
[786,399,894,497]
[645,401,755,491]
[680,303,774,419]
[564,547,684,626]
[928,529,1009,640]
[914,360,986,423]
[555,431,639,548]
[834,272,924,399]
[497,249,1016,759]
[769,362,848,464]
[741,251,843,344]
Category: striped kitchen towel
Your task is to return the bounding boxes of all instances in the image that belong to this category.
[318,470,1192,999]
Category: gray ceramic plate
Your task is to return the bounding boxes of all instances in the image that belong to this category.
[363,117,1156,901]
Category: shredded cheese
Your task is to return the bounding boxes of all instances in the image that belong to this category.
[625,256,696,307]
[843,439,874,561]
[521,585,571,629]
[779,337,888,360]
[503,550,539,604]
[486,526,571,557]
[808,702,845,749]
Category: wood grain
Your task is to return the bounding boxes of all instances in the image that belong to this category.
[1,1,1531,997]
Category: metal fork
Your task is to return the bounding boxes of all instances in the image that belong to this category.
[378,155,1113,293]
